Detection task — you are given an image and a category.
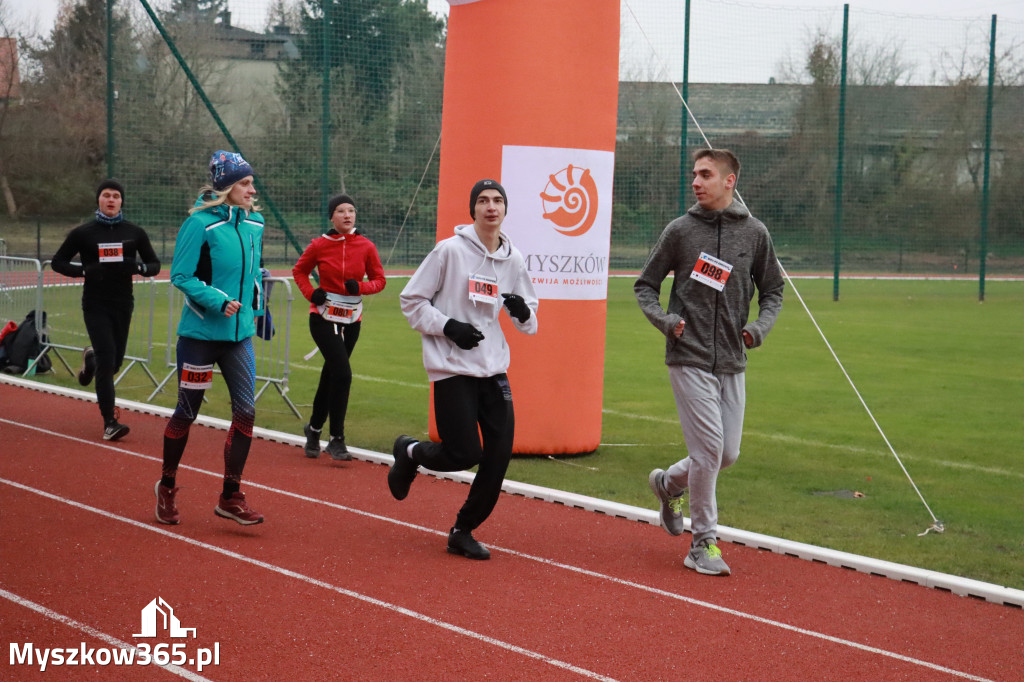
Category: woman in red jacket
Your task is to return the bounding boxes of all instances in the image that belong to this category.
[293,194,386,459]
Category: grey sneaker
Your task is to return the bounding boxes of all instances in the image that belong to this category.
[684,539,731,576]
[326,437,351,461]
[303,424,322,458]
[648,469,685,536]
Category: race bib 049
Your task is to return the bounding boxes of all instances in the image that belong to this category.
[468,273,498,304]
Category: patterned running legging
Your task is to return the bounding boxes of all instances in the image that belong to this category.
[162,336,256,489]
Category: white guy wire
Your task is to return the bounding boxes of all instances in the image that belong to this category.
[384,129,443,268]
[622,0,943,534]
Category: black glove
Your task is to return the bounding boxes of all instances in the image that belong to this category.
[443,319,484,350]
[344,279,360,295]
[311,288,327,306]
[501,293,531,323]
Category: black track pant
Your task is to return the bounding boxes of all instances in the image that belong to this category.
[308,314,360,439]
[413,374,515,532]
[82,300,133,424]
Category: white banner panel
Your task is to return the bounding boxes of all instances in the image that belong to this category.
[500,145,615,301]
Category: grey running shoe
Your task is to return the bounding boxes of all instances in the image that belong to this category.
[684,539,731,576]
[303,424,322,458]
[447,527,490,560]
[326,437,351,461]
[648,468,685,536]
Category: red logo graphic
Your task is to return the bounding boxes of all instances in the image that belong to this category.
[540,164,599,237]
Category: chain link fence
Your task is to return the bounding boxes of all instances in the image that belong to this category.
[10,0,1023,278]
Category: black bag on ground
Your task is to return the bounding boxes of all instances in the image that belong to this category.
[0,310,52,374]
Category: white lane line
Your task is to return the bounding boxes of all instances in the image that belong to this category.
[0,588,213,681]
[0,478,617,682]
[0,420,996,681]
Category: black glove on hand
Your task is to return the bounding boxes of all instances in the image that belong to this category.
[344,279,360,295]
[310,288,327,306]
[443,319,484,350]
[501,293,531,323]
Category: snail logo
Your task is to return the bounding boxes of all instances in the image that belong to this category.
[540,164,599,237]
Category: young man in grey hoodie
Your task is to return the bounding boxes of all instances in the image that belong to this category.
[635,149,784,576]
[389,179,539,560]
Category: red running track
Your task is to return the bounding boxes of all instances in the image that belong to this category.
[1,381,1021,681]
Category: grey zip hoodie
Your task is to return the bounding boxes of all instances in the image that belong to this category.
[401,224,539,382]
[634,199,784,374]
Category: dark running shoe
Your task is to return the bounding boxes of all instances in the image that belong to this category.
[154,481,180,525]
[388,435,419,500]
[303,423,322,458]
[103,421,130,441]
[78,346,96,386]
[326,437,351,461]
[447,527,490,560]
[214,491,264,525]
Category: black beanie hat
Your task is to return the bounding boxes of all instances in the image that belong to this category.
[96,178,125,204]
[327,193,355,218]
[469,179,507,219]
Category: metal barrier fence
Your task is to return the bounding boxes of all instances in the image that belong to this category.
[0,257,296,416]
[39,260,160,388]
[147,276,298,418]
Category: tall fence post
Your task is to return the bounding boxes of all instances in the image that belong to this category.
[321,0,331,220]
[679,0,691,214]
[106,0,115,177]
[978,14,996,303]
[832,4,849,302]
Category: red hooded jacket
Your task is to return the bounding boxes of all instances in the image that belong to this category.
[292,230,386,319]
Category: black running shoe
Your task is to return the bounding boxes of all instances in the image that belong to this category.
[388,435,419,500]
[447,527,490,560]
[326,437,351,461]
[103,421,129,441]
[78,347,96,386]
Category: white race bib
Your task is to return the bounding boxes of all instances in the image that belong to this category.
[318,293,363,324]
[689,252,733,292]
[180,363,214,390]
[468,273,498,304]
[98,242,124,263]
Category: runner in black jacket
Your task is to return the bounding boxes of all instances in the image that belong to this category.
[51,179,160,441]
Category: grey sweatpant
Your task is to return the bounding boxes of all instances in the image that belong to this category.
[664,365,745,545]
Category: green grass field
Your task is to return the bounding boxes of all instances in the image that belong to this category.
[28,275,1024,589]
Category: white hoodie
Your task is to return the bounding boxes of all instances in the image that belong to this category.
[401,224,539,382]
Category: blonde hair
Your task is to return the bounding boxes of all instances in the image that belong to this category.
[188,184,261,215]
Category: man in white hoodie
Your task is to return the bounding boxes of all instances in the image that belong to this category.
[390,179,539,560]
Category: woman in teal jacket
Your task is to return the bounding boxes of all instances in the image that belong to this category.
[155,151,266,527]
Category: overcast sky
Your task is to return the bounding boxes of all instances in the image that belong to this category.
[9,0,1023,84]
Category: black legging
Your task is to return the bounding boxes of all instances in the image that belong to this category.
[308,314,361,439]
[412,374,515,532]
[82,300,133,424]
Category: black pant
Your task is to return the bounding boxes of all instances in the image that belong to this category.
[82,299,133,424]
[308,314,360,438]
[413,374,515,532]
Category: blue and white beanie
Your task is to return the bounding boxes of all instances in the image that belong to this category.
[209,150,253,191]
